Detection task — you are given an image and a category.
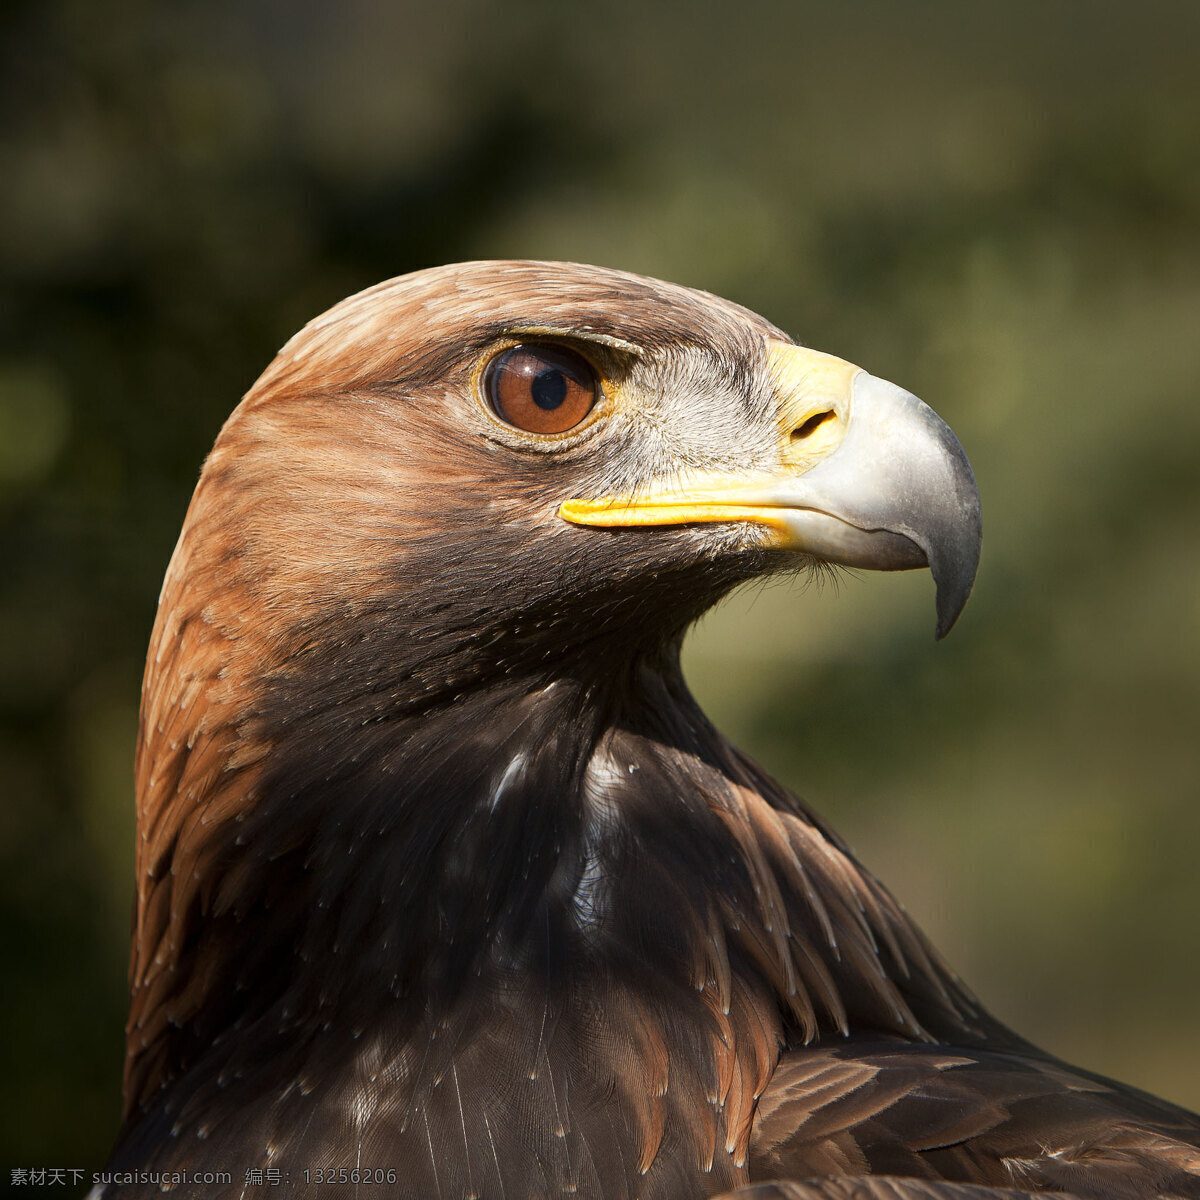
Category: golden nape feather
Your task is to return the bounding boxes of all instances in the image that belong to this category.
[99,262,1199,1199]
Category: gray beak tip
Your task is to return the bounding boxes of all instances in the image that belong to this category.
[931,495,982,640]
[935,592,968,641]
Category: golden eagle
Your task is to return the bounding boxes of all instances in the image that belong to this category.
[103,262,1200,1199]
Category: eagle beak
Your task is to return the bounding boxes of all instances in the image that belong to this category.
[560,343,982,638]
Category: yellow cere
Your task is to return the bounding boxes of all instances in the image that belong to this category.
[766,340,857,471]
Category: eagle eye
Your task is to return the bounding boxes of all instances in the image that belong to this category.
[485,343,598,435]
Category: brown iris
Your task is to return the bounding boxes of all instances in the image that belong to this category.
[485,343,599,435]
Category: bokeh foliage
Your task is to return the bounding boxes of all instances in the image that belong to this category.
[2,0,1198,1175]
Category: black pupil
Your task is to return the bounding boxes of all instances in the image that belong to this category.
[530,368,568,410]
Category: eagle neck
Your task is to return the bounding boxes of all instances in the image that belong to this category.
[125,616,1003,1144]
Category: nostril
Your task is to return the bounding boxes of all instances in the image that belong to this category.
[792,410,836,440]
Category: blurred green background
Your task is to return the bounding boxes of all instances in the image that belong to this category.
[2,0,1198,1176]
